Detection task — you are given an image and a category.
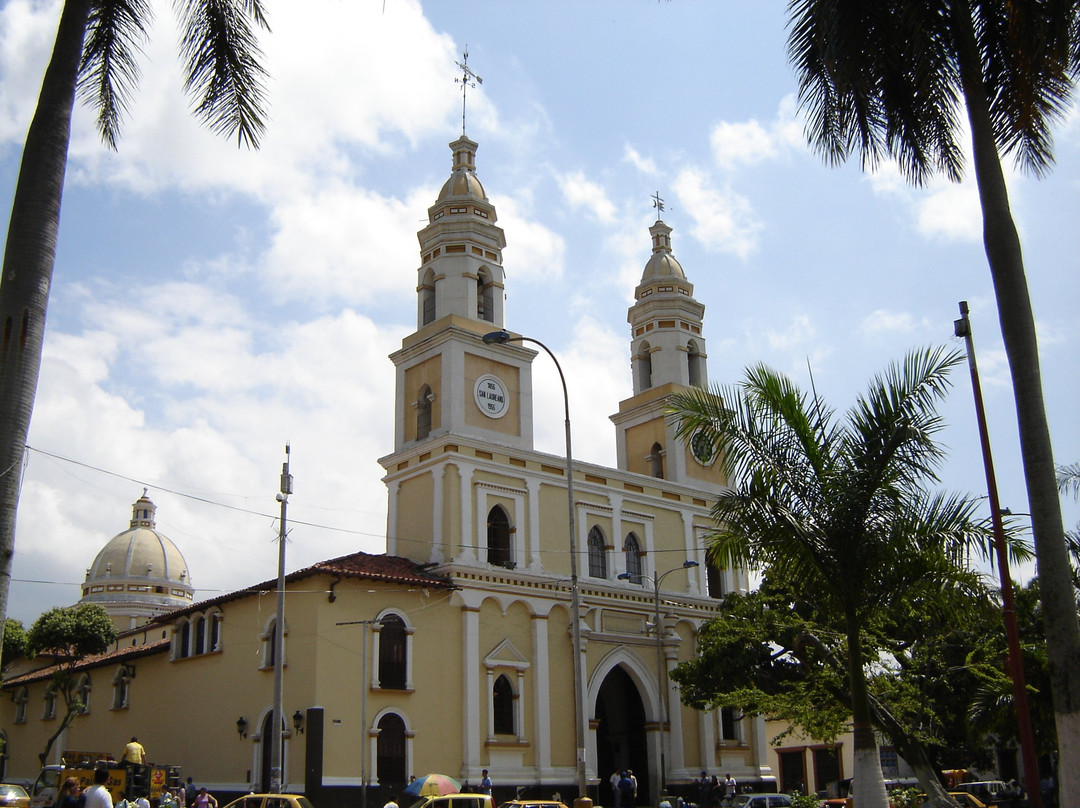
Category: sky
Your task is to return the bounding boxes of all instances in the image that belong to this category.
[1,0,1077,627]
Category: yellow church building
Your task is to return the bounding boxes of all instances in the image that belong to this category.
[1,135,776,807]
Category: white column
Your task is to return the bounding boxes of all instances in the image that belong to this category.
[527,478,543,570]
[531,613,552,773]
[463,604,482,770]
[431,464,446,564]
[665,640,687,777]
[459,462,477,563]
[699,708,717,775]
[515,669,526,743]
[610,494,625,578]
[682,510,702,596]
[485,666,496,741]
[386,481,400,556]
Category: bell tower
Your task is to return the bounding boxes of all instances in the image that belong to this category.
[611,217,723,490]
[387,137,536,459]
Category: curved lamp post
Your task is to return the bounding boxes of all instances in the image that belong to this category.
[483,329,588,800]
[619,560,698,798]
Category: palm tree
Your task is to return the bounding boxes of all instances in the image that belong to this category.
[0,0,269,662]
[785,3,1080,800]
[671,347,989,808]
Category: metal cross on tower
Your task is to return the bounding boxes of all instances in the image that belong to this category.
[652,191,665,217]
[455,46,483,135]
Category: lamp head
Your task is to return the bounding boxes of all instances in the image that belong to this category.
[482,329,512,345]
[617,572,633,580]
[683,560,700,569]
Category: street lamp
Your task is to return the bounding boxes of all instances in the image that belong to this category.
[482,329,588,801]
[619,560,699,798]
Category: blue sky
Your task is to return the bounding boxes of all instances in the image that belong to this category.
[2,0,1077,625]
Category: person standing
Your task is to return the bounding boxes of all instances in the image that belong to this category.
[723,775,736,806]
[697,772,711,808]
[84,769,113,808]
[480,770,493,796]
[184,779,197,808]
[192,789,217,808]
[617,772,635,808]
[610,770,622,808]
[121,738,146,765]
[628,771,637,804]
[57,778,84,808]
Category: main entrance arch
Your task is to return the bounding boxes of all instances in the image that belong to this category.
[595,665,650,806]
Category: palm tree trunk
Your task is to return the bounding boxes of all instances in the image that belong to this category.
[952,5,1080,803]
[846,613,888,808]
[0,0,92,661]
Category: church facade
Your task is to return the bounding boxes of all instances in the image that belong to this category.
[1,136,774,807]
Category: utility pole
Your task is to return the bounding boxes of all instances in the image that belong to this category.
[954,303,1041,806]
[271,444,293,793]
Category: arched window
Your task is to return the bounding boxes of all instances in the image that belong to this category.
[261,618,284,670]
[378,614,407,690]
[639,342,653,390]
[376,713,407,787]
[178,620,191,659]
[416,385,433,441]
[623,533,643,584]
[13,686,28,724]
[74,674,91,714]
[649,442,665,479]
[486,505,512,567]
[587,526,607,579]
[43,688,57,720]
[687,340,704,387]
[477,270,494,322]
[707,562,725,599]
[112,666,131,710]
[493,674,515,735]
[193,615,206,655]
[209,611,222,651]
[420,269,436,325]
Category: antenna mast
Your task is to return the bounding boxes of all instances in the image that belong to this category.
[455,46,483,135]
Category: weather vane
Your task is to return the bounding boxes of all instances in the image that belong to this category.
[652,191,665,217]
[455,46,483,136]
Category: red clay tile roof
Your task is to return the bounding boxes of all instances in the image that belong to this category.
[142,550,455,624]
[4,638,169,686]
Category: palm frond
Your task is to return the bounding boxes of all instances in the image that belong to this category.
[78,0,152,149]
[1058,462,1080,499]
[174,0,270,149]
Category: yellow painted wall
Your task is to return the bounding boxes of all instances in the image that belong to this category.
[404,356,443,442]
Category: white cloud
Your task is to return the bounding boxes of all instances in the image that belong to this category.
[708,96,805,171]
[558,170,617,223]
[623,144,658,176]
[674,167,763,258]
[492,192,566,283]
[857,309,933,338]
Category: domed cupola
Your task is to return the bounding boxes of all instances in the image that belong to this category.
[80,491,195,632]
[640,219,687,282]
[414,137,507,330]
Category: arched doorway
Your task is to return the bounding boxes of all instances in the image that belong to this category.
[258,712,287,792]
[595,666,649,807]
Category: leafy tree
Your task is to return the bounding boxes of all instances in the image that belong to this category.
[26,603,117,765]
[2,617,28,672]
[784,4,1080,799]
[0,0,271,667]
[670,347,990,808]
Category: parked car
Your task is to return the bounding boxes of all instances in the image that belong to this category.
[222,794,315,808]
[0,785,30,808]
[729,795,793,808]
[917,792,989,808]
[409,795,494,808]
[497,801,568,808]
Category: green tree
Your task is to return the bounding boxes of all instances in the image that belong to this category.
[27,603,117,766]
[2,617,28,672]
[784,4,1080,800]
[670,347,988,808]
[0,0,271,667]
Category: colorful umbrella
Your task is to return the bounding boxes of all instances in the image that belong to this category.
[404,774,462,797]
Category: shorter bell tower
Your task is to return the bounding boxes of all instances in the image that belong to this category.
[611,217,723,491]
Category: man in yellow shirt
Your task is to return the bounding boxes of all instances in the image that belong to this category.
[121,737,146,764]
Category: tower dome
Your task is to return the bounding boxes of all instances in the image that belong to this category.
[80,491,195,632]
